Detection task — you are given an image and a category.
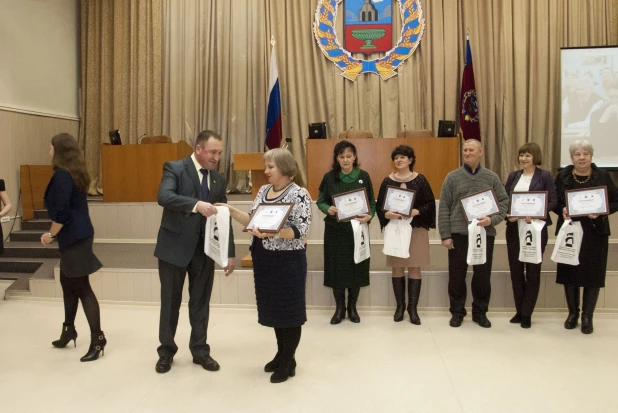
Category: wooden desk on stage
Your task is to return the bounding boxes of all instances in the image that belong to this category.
[101,141,193,202]
[233,152,268,267]
[306,137,460,199]
[233,153,267,198]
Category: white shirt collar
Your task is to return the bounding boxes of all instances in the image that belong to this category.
[191,153,209,181]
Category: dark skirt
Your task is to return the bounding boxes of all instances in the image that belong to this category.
[251,238,307,328]
[556,230,608,288]
[59,236,103,278]
[323,221,370,288]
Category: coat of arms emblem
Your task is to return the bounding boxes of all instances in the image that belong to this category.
[314,0,425,81]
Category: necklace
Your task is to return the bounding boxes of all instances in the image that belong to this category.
[272,182,292,192]
[572,170,592,184]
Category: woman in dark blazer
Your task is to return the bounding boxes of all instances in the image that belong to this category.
[0,179,12,256]
[554,140,618,334]
[504,143,557,328]
[41,133,105,361]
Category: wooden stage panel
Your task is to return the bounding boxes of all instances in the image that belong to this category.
[101,141,193,202]
[306,137,460,200]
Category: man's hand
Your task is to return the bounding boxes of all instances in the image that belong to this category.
[441,238,454,249]
[477,216,491,227]
[197,201,218,217]
[224,258,235,276]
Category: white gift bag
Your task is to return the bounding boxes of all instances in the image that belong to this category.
[466,219,487,265]
[382,218,413,258]
[204,206,230,268]
[351,220,371,264]
[518,219,546,264]
[551,219,583,266]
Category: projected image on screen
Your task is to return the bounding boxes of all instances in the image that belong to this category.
[561,46,618,167]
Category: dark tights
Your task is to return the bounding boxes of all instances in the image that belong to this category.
[60,272,101,334]
[273,326,302,363]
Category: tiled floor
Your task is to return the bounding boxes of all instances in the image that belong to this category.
[1,295,617,413]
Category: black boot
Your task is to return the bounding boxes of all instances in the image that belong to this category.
[330,288,346,324]
[407,279,422,325]
[80,332,107,362]
[265,328,283,372]
[270,358,296,383]
[347,288,361,323]
[52,323,78,348]
[564,285,580,330]
[392,278,406,322]
[581,287,600,334]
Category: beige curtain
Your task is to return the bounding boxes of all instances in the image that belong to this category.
[163,0,615,192]
[80,1,162,194]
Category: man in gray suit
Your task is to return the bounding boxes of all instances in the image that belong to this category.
[154,130,235,374]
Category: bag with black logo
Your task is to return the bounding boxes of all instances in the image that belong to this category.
[518,219,546,264]
[550,219,583,266]
[466,219,486,265]
[351,220,371,264]
[204,206,229,268]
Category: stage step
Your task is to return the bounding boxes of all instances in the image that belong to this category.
[0,259,43,273]
[20,219,52,231]
[2,242,60,258]
[32,209,49,219]
[9,230,45,242]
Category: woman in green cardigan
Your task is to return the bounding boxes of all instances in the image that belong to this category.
[317,140,376,324]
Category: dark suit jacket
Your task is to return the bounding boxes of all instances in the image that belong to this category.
[154,155,235,267]
[44,169,95,251]
[504,167,558,227]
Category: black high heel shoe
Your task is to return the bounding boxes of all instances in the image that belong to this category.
[80,332,107,362]
[270,359,296,383]
[52,323,78,348]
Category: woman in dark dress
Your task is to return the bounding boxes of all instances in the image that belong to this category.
[504,143,557,328]
[41,133,105,360]
[0,179,13,256]
[317,140,376,324]
[376,145,435,325]
[223,148,311,384]
[554,140,618,334]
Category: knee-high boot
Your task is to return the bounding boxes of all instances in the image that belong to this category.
[392,278,406,322]
[330,288,346,324]
[407,279,422,325]
[347,288,360,323]
[564,285,580,329]
[581,287,600,334]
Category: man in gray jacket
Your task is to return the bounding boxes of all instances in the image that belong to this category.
[154,130,235,373]
[439,139,508,328]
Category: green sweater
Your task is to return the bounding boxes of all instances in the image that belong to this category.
[317,168,376,223]
[438,166,508,238]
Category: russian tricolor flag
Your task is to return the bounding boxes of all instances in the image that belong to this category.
[265,43,282,150]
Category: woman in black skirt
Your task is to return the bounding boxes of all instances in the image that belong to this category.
[554,140,618,334]
[41,133,105,360]
[0,179,13,256]
[222,148,311,383]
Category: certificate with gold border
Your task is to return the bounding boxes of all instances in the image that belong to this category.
[332,188,370,222]
[245,203,293,233]
[566,186,609,217]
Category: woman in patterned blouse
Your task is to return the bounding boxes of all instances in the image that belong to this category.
[222,148,311,384]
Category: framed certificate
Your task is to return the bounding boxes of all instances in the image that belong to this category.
[332,188,370,222]
[565,186,609,217]
[459,188,501,224]
[382,186,416,217]
[245,203,294,233]
[509,191,548,219]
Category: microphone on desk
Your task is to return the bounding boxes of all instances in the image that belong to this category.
[138,133,147,144]
[403,124,407,138]
[345,126,353,140]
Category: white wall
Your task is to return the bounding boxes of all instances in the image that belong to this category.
[0,0,79,120]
